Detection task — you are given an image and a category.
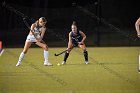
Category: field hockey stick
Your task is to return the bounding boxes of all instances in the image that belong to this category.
[54,37,84,56]
[54,49,69,56]
[23,18,46,44]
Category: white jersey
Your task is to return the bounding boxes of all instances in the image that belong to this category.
[26,26,43,43]
[33,27,42,35]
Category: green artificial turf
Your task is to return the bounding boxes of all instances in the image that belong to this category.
[0,47,140,93]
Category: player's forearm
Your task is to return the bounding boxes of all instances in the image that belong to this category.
[41,31,46,39]
[68,41,72,49]
[68,40,72,44]
[81,36,86,43]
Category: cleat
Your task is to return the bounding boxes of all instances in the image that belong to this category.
[44,62,53,66]
[85,61,89,64]
[16,62,21,67]
[61,61,66,65]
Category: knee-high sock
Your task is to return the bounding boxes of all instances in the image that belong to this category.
[18,52,25,63]
[83,51,88,61]
[44,50,49,62]
[64,52,69,62]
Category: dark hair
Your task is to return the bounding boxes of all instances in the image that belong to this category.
[72,21,77,27]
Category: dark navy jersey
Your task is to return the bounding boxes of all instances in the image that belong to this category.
[71,30,82,46]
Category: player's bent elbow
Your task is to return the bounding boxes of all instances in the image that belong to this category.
[84,36,86,39]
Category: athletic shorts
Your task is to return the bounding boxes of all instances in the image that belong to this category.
[26,34,40,43]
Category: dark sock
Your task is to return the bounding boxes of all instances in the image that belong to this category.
[83,51,88,61]
[64,52,69,62]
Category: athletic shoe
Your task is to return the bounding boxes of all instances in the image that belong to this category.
[44,62,53,66]
[85,61,89,64]
[61,61,66,65]
[16,62,21,67]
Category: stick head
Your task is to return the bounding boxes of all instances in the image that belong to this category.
[54,53,58,56]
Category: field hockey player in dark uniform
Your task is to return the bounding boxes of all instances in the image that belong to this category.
[61,21,89,65]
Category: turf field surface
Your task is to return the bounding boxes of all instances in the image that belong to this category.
[0,47,140,93]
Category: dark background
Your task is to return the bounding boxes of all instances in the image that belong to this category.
[0,0,140,47]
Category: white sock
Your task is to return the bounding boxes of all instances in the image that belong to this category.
[44,50,49,63]
[18,52,25,63]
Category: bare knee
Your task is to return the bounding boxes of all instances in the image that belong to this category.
[67,48,72,53]
[23,41,32,54]
[43,44,48,51]
[83,48,87,52]
[23,50,28,54]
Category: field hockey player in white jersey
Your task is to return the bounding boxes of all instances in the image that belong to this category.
[16,17,52,66]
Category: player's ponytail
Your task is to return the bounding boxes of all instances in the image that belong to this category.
[34,20,39,27]
[72,21,77,27]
